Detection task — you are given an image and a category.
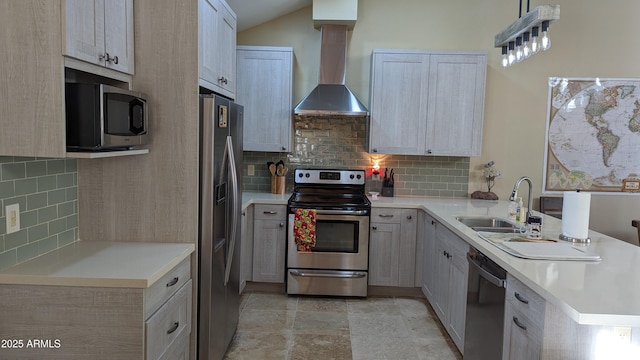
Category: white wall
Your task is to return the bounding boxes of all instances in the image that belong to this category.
[238,0,640,244]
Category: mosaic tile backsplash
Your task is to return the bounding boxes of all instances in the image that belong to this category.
[0,157,78,270]
[243,116,470,197]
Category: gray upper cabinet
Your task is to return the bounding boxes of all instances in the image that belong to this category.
[63,0,135,74]
[199,0,237,98]
[369,49,487,156]
[236,46,293,152]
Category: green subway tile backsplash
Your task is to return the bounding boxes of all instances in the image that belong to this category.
[242,116,469,197]
[0,156,78,270]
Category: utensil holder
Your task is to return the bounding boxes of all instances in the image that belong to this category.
[381,186,394,197]
[271,176,285,194]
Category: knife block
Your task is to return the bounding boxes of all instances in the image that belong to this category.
[381,186,394,197]
[271,176,285,194]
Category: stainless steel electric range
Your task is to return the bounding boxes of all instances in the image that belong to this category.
[286,168,371,297]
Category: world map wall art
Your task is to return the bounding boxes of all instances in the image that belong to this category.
[543,77,640,194]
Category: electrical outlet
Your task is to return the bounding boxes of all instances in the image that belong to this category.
[372,174,381,181]
[247,164,255,176]
[614,327,632,344]
[5,203,20,234]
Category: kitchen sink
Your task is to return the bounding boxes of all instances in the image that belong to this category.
[455,216,525,233]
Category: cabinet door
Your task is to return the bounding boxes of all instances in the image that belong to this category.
[426,54,486,156]
[103,0,134,73]
[447,250,468,352]
[240,205,254,293]
[503,304,542,360]
[199,0,221,89]
[397,209,417,287]
[369,222,401,286]
[421,214,437,302]
[369,51,429,155]
[64,0,105,66]
[217,2,236,95]
[199,0,236,98]
[237,47,293,152]
[252,205,286,283]
[432,233,451,322]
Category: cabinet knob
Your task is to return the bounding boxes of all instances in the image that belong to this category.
[431,220,436,225]
[281,146,286,151]
[279,222,285,227]
[426,149,432,154]
[372,226,377,230]
[99,52,109,62]
[218,76,228,84]
[112,55,119,64]
[372,148,378,153]
[407,215,412,220]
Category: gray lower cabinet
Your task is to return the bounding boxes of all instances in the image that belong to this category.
[503,274,544,360]
[422,216,469,353]
[0,258,192,359]
[240,204,254,292]
[369,208,418,286]
[252,204,287,283]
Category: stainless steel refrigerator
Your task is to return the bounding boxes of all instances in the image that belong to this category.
[198,94,243,360]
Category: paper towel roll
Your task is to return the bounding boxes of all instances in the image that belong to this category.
[561,191,591,239]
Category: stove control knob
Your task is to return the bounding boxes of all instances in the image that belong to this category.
[305,173,310,178]
[298,173,304,178]
[350,174,355,179]
[356,174,362,179]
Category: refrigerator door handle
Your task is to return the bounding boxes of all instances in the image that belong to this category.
[224,135,239,286]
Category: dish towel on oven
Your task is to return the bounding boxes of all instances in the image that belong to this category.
[294,208,316,251]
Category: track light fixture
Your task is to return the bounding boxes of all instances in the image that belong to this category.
[495,1,559,68]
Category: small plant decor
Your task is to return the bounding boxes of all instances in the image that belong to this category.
[471,161,500,200]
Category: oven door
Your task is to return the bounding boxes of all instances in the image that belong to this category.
[287,210,370,271]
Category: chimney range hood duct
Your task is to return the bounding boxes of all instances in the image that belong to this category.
[293,24,368,116]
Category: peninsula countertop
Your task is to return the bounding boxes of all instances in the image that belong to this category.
[242,191,640,327]
[0,241,195,288]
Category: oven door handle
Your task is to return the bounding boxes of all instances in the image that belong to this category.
[290,209,369,216]
[289,270,367,279]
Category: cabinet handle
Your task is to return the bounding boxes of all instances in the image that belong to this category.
[242,211,246,216]
[372,148,378,153]
[112,55,119,64]
[99,52,109,62]
[431,220,436,225]
[167,321,180,334]
[279,222,285,227]
[166,277,179,287]
[263,211,278,214]
[443,251,451,258]
[426,149,432,154]
[512,316,527,331]
[378,214,394,218]
[407,215,412,220]
[372,226,377,230]
[514,292,529,304]
[218,76,228,84]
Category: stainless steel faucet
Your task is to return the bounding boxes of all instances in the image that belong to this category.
[509,176,533,222]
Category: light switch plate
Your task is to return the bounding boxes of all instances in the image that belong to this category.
[6,203,20,234]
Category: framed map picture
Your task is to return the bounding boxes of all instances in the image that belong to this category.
[543,77,640,194]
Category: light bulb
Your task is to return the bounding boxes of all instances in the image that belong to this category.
[531,27,541,54]
[541,21,551,51]
[501,46,509,68]
[522,32,532,59]
[507,41,516,66]
[515,37,523,62]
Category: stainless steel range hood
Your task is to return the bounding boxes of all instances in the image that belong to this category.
[293,24,368,116]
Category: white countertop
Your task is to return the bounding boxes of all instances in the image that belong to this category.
[0,241,195,288]
[243,192,640,327]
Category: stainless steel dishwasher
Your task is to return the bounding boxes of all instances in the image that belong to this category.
[464,246,507,360]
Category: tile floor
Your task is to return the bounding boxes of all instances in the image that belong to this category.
[223,292,463,360]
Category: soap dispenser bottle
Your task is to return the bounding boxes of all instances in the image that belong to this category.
[516,197,525,223]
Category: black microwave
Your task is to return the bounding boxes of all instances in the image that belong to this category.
[65,83,148,151]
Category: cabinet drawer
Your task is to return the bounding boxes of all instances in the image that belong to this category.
[506,274,545,322]
[254,204,286,220]
[371,208,416,223]
[146,280,192,360]
[145,257,191,318]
